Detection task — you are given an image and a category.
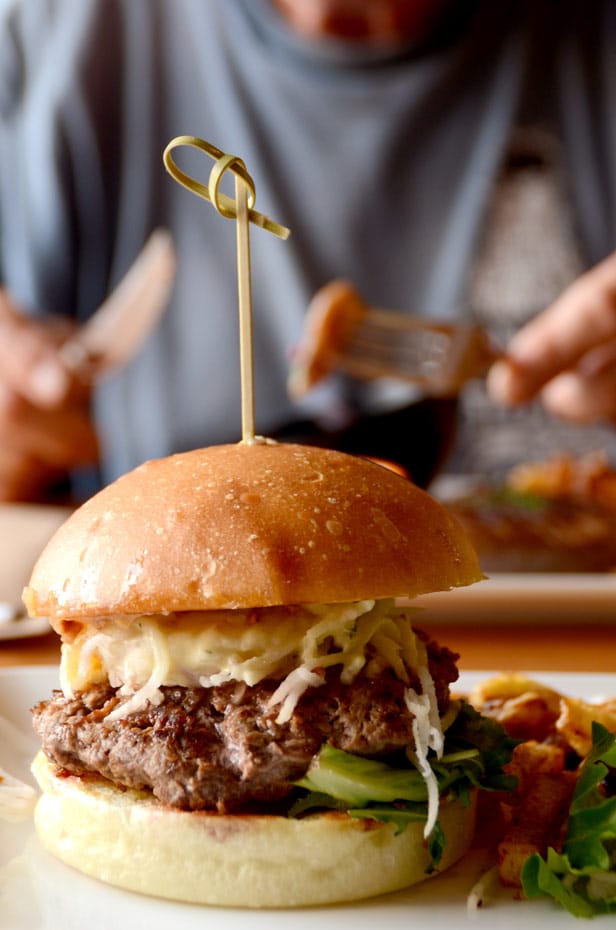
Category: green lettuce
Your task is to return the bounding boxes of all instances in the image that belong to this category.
[289,700,517,868]
[521,723,616,918]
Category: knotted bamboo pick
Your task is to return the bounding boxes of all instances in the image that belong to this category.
[163,136,290,443]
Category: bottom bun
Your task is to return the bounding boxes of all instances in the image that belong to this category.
[31,751,476,908]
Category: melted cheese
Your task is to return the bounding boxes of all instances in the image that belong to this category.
[60,599,421,721]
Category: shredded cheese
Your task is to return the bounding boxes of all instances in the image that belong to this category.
[267,667,326,724]
[403,642,445,838]
[60,599,421,721]
[105,621,171,722]
[418,661,445,757]
[467,864,500,911]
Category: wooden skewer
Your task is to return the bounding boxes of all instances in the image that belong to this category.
[235,174,256,443]
[162,136,290,444]
[163,137,290,240]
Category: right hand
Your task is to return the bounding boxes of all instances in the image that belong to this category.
[487,250,616,425]
[0,288,100,502]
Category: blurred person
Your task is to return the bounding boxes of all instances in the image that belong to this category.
[1,0,616,502]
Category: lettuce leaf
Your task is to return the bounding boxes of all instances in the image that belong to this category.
[521,723,616,918]
[289,700,517,868]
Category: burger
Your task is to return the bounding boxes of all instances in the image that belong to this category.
[25,441,514,907]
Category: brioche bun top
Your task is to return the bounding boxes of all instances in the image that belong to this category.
[24,442,481,622]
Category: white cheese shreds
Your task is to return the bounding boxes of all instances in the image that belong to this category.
[403,643,445,839]
[59,600,422,723]
[59,643,75,698]
[467,865,500,911]
[418,662,445,758]
[104,621,171,722]
[267,667,326,724]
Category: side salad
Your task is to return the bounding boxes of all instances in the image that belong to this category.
[522,723,616,918]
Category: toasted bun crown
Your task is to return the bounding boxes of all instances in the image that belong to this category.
[24,442,481,620]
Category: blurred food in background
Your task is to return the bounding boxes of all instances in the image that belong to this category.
[443,452,616,573]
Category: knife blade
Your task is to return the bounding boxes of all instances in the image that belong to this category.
[59,229,176,382]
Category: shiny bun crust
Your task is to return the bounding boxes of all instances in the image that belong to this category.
[31,751,476,907]
[24,442,481,621]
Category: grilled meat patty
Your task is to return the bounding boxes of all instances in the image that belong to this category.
[32,635,458,813]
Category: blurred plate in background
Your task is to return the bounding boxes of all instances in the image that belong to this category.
[0,505,70,640]
[413,572,616,624]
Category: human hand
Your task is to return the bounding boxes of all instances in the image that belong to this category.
[487,251,616,425]
[0,288,99,502]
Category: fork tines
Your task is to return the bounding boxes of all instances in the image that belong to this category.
[288,280,498,398]
[337,311,496,394]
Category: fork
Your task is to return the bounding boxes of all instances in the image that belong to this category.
[288,280,499,398]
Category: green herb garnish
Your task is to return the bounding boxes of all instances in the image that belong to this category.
[289,701,517,869]
[522,723,616,918]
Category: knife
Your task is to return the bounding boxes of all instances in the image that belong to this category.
[59,229,177,382]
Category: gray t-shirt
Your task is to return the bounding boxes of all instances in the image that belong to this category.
[1,0,615,485]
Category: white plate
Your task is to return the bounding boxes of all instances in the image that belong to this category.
[0,503,69,643]
[1,667,615,930]
[414,573,616,623]
[0,617,51,641]
[0,505,70,594]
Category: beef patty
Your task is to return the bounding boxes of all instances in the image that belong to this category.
[32,635,458,813]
